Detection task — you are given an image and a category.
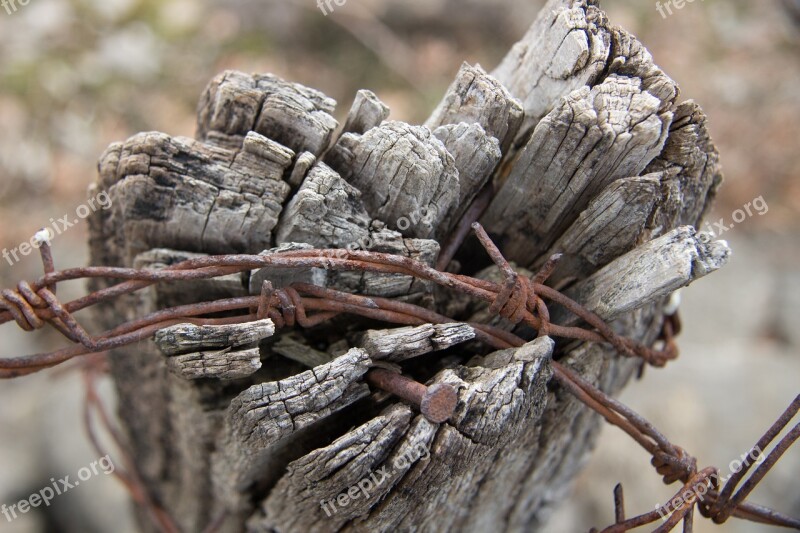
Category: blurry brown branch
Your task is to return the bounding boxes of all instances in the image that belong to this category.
[81,354,180,533]
[293,0,427,95]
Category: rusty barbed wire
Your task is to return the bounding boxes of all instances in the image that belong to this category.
[78,353,180,533]
[0,225,797,532]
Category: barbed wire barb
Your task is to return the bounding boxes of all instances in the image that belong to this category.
[0,224,797,531]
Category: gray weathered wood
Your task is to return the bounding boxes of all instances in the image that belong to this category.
[253,229,440,300]
[196,70,338,156]
[85,2,727,531]
[553,226,730,325]
[605,25,679,115]
[433,122,502,234]
[212,348,373,512]
[133,248,249,301]
[643,101,723,237]
[167,347,263,381]
[287,151,317,189]
[491,0,611,139]
[326,227,439,298]
[425,62,523,154]
[97,130,294,263]
[154,320,275,356]
[324,121,460,241]
[253,337,553,532]
[539,173,662,288]
[482,74,673,267]
[358,323,476,362]
[275,162,371,249]
[342,89,390,135]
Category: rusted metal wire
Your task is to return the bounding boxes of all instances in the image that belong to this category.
[80,354,180,533]
[0,224,797,532]
[591,395,800,532]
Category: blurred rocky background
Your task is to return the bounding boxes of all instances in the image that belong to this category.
[0,0,798,531]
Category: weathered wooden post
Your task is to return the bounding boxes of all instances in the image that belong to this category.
[87,1,725,530]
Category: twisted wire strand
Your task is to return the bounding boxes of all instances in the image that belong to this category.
[0,225,796,531]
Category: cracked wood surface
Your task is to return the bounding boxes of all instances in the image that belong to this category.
[491,0,611,139]
[552,226,730,325]
[196,70,338,155]
[643,101,723,237]
[253,337,553,533]
[275,162,372,249]
[96,130,294,264]
[482,74,673,268]
[324,121,460,241]
[154,320,276,357]
[539,173,662,288]
[166,347,264,381]
[425,62,523,155]
[357,323,476,363]
[251,232,440,299]
[432,122,502,234]
[213,348,373,513]
[86,1,727,531]
[342,89,390,136]
[153,318,275,381]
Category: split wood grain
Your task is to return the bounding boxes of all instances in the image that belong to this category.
[154,319,275,357]
[552,226,730,325]
[325,121,459,241]
[425,62,523,155]
[482,74,673,268]
[196,70,338,156]
[167,347,263,381]
[85,1,727,531]
[358,323,476,363]
[342,89,390,136]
